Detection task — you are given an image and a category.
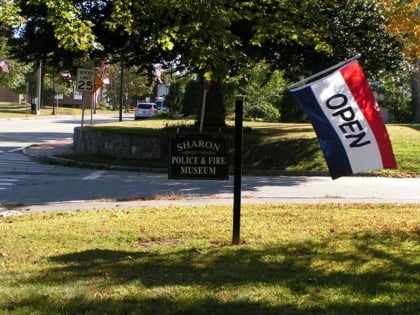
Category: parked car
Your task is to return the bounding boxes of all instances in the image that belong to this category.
[134,103,158,120]
[155,98,169,114]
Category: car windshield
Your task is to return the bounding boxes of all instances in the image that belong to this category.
[137,104,153,109]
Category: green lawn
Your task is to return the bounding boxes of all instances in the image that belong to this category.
[90,120,420,176]
[1,102,420,175]
[0,103,420,177]
[0,203,419,314]
[1,104,419,314]
[0,102,114,117]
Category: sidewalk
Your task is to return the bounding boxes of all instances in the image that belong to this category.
[24,138,74,161]
[24,138,148,171]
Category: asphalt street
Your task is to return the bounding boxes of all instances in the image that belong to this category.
[0,139,418,217]
[0,116,419,216]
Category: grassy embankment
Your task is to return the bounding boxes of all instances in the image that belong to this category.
[1,101,419,176]
[1,104,419,314]
[0,101,113,117]
[1,203,419,314]
[91,119,420,177]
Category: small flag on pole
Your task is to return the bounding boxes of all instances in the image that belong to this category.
[0,59,9,73]
[154,65,163,84]
[290,60,397,179]
[100,59,107,78]
[60,71,72,80]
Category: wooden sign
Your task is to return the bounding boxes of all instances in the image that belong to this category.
[169,133,229,180]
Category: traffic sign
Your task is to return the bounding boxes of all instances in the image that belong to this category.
[94,75,103,92]
[76,68,95,92]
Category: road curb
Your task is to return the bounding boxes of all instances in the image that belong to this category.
[24,143,415,178]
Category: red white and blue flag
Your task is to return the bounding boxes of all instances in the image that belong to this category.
[290,61,397,179]
[0,59,9,73]
[100,59,107,78]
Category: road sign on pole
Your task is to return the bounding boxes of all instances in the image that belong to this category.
[76,68,95,92]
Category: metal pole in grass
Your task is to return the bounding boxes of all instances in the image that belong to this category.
[232,95,244,245]
[119,61,124,122]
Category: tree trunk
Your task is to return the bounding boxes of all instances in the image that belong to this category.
[197,78,226,128]
[412,67,420,123]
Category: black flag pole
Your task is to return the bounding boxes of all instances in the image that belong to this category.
[288,54,361,90]
[232,95,244,245]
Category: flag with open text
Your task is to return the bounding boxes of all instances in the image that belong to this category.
[290,61,397,179]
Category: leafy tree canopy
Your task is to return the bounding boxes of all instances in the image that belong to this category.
[3,0,405,79]
[382,0,419,61]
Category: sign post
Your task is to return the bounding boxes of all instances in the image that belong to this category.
[232,95,244,245]
[168,95,244,245]
[76,68,95,144]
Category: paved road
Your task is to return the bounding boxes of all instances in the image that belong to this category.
[0,114,130,153]
[1,116,419,216]
[1,153,419,213]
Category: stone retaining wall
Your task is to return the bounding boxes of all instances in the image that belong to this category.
[73,127,169,161]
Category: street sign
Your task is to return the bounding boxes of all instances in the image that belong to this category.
[169,133,229,180]
[94,75,103,92]
[76,68,95,92]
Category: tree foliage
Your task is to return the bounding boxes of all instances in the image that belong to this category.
[0,36,33,93]
[382,0,419,60]
[5,1,404,74]
[2,0,409,122]
[0,0,24,29]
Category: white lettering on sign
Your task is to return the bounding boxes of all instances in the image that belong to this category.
[169,134,228,179]
[171,155,226,166]
[176,140,221,152]
[180,166,217,175]
[171,156,200,164]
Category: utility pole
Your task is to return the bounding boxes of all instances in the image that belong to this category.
[35,61,42,115]
[119,61,124,121]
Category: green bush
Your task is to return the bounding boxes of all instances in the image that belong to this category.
[245,101,280,122]
[279,90,307,122]
[182,80,201,116]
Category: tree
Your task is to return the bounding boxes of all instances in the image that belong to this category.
[6,0,406,124]
[382,0,420,122]
[182,79,201,117]
[164,80,183,115]
[0,0,24,29]
[382,0,419,60]
[0,28,33,95]
[228,61,285,121]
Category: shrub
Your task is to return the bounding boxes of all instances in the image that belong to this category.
[245,101,280,122]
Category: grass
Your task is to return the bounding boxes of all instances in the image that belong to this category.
[384,124,420,175]
[89,119,420,176]
[2,102,420,176]
[0,203,419,314]
[0,102,115,117]
[1,103,419,313]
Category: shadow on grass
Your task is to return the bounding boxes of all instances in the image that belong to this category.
[6,231,419,314]
[241,138,323,170]
[7,295,419,315]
